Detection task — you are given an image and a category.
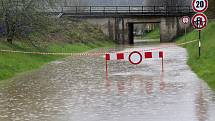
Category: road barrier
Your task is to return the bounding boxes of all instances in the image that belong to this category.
[105,51,164,61]
[105,51,164,78]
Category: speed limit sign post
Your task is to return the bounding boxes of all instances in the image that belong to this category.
[192,13,208,57]
[192,0,208,58]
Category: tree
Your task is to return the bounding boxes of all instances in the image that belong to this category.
[0,0,55,44]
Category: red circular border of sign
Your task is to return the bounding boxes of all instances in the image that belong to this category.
[191,13,207,30]
[192,0,208,13]
[129,51,143,65]
[182,16,190,24]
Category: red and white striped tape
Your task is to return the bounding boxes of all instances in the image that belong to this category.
[105,51,164,61]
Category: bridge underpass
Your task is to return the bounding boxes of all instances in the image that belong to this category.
[128,22,160,44]
[52,5,194,44]
[88,16,189,44]
[132,22,160,43]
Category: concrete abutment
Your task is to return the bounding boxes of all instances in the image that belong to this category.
[87,16,186,44]
[160,17,178,42]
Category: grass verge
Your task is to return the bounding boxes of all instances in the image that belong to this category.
[0,40,114,81]
[176,21,215,90]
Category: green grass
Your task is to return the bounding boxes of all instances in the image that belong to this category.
[176,21,215,90]
[143,27,160,40]
[0,40,114,81]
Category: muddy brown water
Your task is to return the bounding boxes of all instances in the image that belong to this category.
[0,43,215,121]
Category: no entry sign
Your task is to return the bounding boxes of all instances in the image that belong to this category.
[182,16,190,24]
[192,0,208,13]
[192,13,207,30]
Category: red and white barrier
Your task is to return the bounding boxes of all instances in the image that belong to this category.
[105,51,164,77]
[105,51,164,61]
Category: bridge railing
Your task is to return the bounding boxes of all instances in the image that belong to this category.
[57,6,193,16]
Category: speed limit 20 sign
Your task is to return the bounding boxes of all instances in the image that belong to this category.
[192,0,208,12]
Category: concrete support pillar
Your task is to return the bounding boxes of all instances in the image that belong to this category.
[114,18,119,43]
[122,18,125,44]
[106,18,131,44]
[160,17,178,42]
[108,19,114,40]
[124,21,129,44]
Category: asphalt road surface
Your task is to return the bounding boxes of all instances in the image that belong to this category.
[0,43,215,121]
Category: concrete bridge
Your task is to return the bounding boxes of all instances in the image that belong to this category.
[53,5,194,44]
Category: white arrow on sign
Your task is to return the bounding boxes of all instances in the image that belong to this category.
[192,0,208,13]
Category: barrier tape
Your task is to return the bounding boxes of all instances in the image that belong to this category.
[118,39,198,54]
[0,49,104,56]
[0,40,198,56]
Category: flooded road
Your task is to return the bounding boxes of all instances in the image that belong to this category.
[0,43,215,121]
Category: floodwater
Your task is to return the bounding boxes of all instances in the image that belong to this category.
[0,43,215,121]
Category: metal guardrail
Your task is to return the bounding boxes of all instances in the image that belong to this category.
[55,6,194,17]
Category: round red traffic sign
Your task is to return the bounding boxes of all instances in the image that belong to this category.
[182,16,190,24]
[192,0,208,13]
[191,13,207,30]
[128,51,142,65]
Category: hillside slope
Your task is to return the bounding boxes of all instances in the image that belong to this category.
[0,19,114,81]
[176,21,215,90]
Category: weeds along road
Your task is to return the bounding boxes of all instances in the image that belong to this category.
[0,43,215,121]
